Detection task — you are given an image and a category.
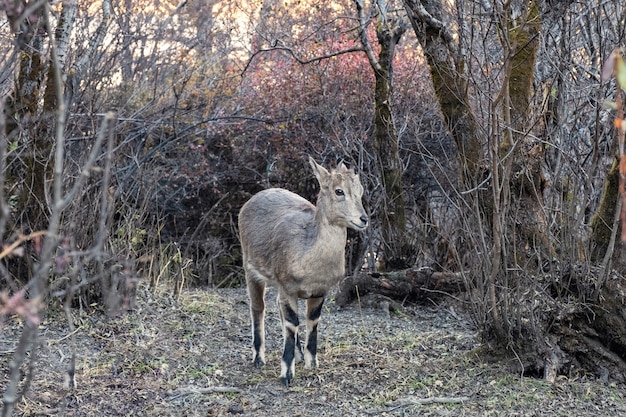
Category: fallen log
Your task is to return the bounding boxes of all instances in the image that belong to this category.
[335,267,465,307]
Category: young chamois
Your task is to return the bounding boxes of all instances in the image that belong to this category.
[238,157,368,386]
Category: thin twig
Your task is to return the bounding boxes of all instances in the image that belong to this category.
[167,386,242,400]
[0,231,48,260]
[241,46,364,76]
[182,192,231,260]
[366,396,470,415]
[46,326,83,344]
[354,0,382,72]
[0,96,9,238]
[379,396,470,413]
[1,321,39,417]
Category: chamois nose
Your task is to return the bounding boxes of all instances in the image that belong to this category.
[360,215,368,226]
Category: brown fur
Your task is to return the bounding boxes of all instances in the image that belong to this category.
[238,156,367,386]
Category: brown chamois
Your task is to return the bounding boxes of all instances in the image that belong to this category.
[238,156,368,386]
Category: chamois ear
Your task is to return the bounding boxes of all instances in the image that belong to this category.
[337,160,355,175]
[309,156,330,185]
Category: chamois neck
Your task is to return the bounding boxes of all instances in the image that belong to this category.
[313,201,346,246]
[314,197,338,228]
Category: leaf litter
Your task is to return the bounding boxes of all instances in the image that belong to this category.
[1,284,625,416]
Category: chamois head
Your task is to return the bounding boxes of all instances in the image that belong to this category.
[309,156,368,231]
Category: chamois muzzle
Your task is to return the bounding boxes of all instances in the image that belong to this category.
[352,215,368,230]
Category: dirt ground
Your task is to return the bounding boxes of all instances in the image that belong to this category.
[2,284,626,417]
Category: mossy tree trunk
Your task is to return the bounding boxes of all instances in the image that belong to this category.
[401,0,626,381]
[4,4,49,234]
[591,158,620,260]
[356,0,410,268]
[502,0,554,264]
[403,0,482,184]
[488,1,547,342]
[3,2,77,282]
[403,0,507,338]
[403,0,550,340]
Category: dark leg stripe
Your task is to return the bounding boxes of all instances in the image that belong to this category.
[252,313,263,351]
[253,326,263,352]
[306,325,318,354]
[296,332,304,357]
[284,303,299,327]
[308,301,324,322]
[283,328,296,367]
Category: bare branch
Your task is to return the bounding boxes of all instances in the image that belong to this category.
[240,45,364,76]
[56,112,116,211]
[402,0,456,53]
[1,321,39,417]
[172,0,188,14]
[354,0,382,72]
[0,97,9,238]
[67,0,111,104]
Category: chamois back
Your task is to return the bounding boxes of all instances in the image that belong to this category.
[239,157,367,295]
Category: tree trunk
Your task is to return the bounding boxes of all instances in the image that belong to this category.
[403,0,504,337]
[372,16,409,268]
[403,0,482,183]
[397,2,626,382]
[67,0,111,106]
[3,1,79,284]
[355,0,409,268]
[590,154,626,277]
[4,4,49,234]
[42,0,77,111]
[503,0,554,264]
[487,0,547,341]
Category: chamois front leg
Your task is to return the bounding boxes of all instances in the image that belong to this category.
[295,331,304,363]
[277,293,299,387]
[304,297,324,368]
[276,294,304,365]
[246,277,266,368]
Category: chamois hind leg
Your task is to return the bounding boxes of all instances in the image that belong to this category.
[277,292,299,386]
[304,297,324,368]
[246,275,266,368]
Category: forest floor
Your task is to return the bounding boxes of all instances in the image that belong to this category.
[2,284,626,417]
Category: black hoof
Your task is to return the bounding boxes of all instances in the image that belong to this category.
[280,376,291,387]
[253,356,265,368]
[280,369,293,387]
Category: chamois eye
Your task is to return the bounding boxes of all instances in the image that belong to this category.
[335,188,345,196]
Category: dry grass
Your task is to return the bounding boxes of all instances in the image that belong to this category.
[1,284,626,416]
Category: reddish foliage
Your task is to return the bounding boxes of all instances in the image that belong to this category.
[0,289,42,326]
